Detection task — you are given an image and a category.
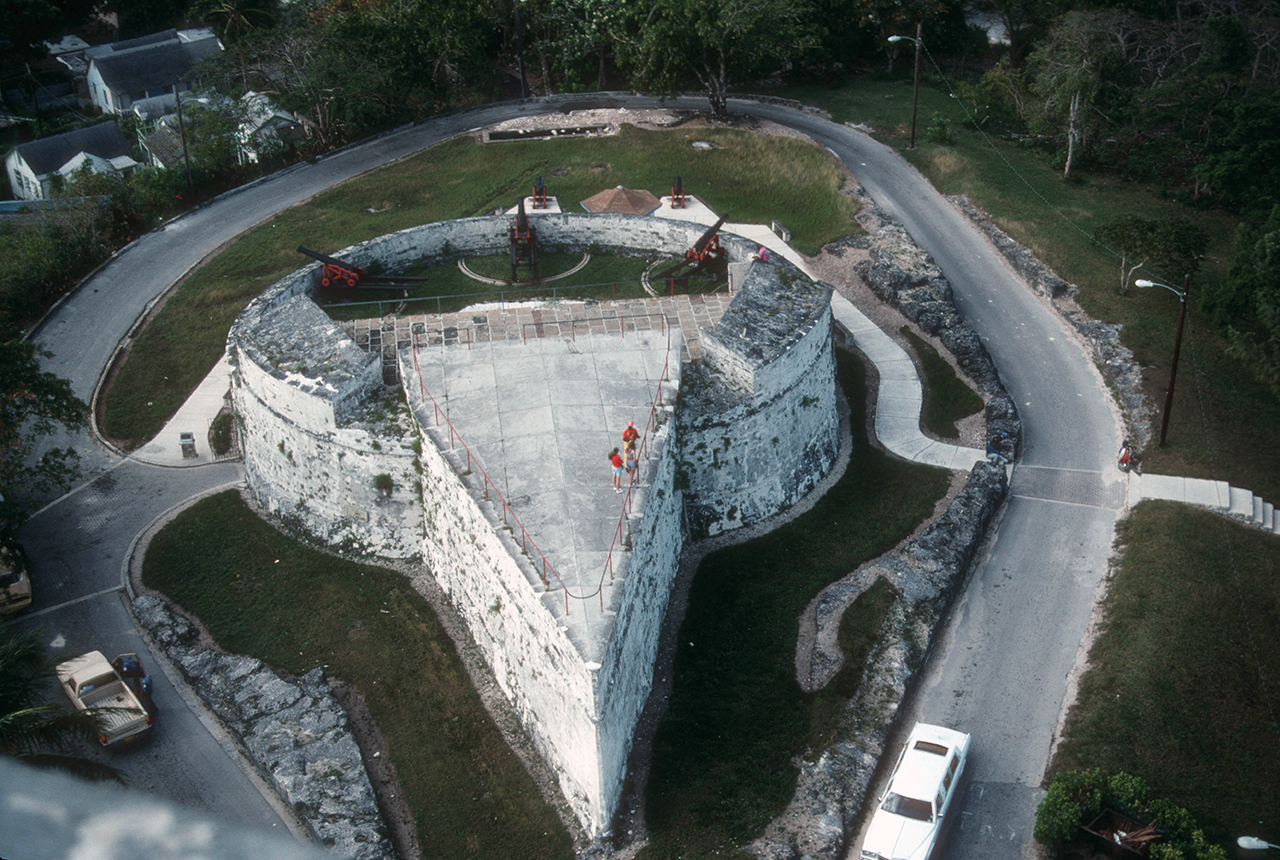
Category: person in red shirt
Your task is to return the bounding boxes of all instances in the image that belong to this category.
[609,448,624,492]
[622,420,639,448]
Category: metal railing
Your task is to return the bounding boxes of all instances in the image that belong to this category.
[408,320,675,615]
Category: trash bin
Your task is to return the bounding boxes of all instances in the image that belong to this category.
[179,432,197,459]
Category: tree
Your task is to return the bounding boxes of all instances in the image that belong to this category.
[621,0,817,120]
[0,622,124,783]
[1094,215,1208,293]
[0,341,86,529]
[1193,90,1280,214]
[1219,206,1280,393]
[192,0,279,44]
[1028,11,1135,181]
[529,0,631,92]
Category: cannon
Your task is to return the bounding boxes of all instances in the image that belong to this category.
[297,245,364,287]
[652,214,728,284]
[508,198,539,282]
[297,246,431,291]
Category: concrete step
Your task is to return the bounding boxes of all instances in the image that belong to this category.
[1229,485,1256,520]
[1264,500,1275,531]
[1253,495,1265,526]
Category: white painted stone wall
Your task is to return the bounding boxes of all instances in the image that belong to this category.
[682,272,838,537]
[590,401,685,834]
[410,398,685,834]
[230,286,423,557]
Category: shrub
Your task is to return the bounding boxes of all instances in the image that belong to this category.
[926,112,954,145]
[1037,770,1228,858]
[1034,768,1106,848]
[374,473,393,496]
[209,411,234,455]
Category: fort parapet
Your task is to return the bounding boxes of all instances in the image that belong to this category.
[227,212,838,836]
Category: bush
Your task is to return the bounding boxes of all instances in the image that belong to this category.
[1036,770,1228,858]
[209,410,234,455]
[926,112,954,145]
[1034,768,1106,848]
[374,473,393,496]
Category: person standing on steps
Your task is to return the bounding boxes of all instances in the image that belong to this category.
[622,420,639,449]
[610,448,624,492]
[625,445,638,484]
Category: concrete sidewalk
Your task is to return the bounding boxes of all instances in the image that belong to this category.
[1128,471,1280,534]
[130,353,234,467]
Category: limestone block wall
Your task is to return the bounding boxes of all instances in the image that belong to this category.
[409,354,685,836]
[230,282,423,557]
[591,403,685,834]
[682,266,838,537]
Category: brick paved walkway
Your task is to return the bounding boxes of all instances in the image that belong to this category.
[338,293,733,379]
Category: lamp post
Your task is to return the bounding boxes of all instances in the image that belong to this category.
[1239,836,1280,850]
[887,23,922,149]
[1135,274,1190,448]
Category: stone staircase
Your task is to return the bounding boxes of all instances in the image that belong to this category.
[1129,473,1280,534]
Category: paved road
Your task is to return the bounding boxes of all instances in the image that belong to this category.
[15,460,295,831]
[22,93,1121,856]
[744,108,1124,859]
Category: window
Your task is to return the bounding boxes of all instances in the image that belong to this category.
[914,740,948,756]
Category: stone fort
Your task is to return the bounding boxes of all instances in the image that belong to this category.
[227,209,840,836]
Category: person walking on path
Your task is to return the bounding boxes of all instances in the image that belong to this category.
[610,448,624,492]
[622,420,639,449]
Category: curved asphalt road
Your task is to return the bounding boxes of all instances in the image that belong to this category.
[20,94,1122,857]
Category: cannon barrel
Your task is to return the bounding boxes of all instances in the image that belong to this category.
[692,214,727,254]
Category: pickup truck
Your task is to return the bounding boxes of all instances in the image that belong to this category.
[57,651,155,747]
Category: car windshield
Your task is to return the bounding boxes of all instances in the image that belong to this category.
[881,792,933,822]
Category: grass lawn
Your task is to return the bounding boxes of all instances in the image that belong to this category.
[1048,501,1280,846]
[900,327,984,440]
[102,125,857,449]
[639,350,950,858]
[775,78,1280,503]
[141,490,575,860]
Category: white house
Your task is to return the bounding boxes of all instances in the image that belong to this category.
[236,91,302,164]
[85,28,222,116]
[5,122,139,200]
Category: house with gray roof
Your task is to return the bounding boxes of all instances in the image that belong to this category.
[86,28,222,116]
[5,122,139,200]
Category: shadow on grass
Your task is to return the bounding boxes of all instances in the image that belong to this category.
[639,350,950,858]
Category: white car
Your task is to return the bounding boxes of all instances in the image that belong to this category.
[861,722,971,860]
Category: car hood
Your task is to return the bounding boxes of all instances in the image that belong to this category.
[863,813,934,860]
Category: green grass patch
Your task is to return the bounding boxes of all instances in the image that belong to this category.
[1049,501,1280,846]
[103,125,857,448]
[141,491,574,860]
[775,78,1280,501]
[640,350,949,858]
[900,327,984,439]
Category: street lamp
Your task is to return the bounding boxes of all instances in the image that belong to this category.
[887,23,922,149]
[1239,836,1280,850]
[1135,274,1190,448]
